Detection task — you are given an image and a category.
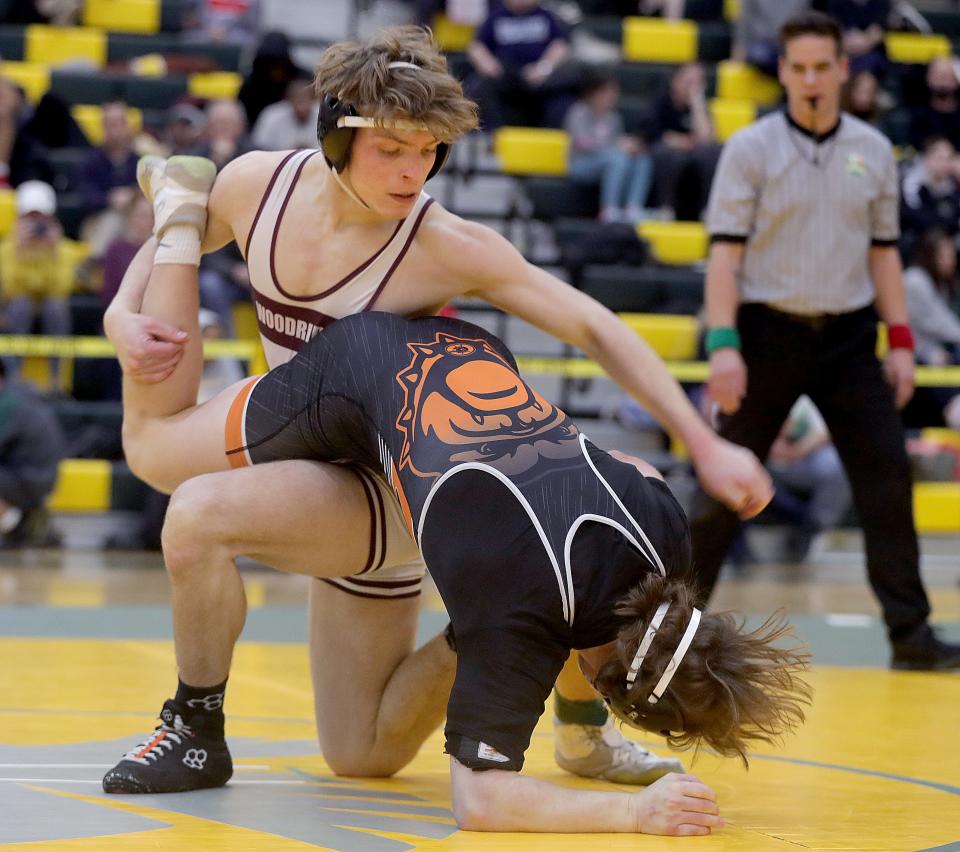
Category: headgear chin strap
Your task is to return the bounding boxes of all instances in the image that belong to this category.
[316,60,451,184]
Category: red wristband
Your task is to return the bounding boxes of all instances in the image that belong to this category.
[887,324,915,351]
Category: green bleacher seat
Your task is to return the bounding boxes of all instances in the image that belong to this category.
[685,0,725,20]
[579,265,667,312]
[0,25,25,60]
[50,69,125,105]
[107,32,178,63]
[579,16,622,45]
[923,11,960,38]
[619,95,653,135]
[121,74,187,108]
[697,19,732,63]
[613,62,716,99]
[524,177,599,220]
[160,0,188,32]
[579,263,704,313]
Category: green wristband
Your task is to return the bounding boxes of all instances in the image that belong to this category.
[705,327,741,354]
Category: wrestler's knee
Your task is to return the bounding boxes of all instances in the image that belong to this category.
[322,741,409,779]
[162,476,232,579]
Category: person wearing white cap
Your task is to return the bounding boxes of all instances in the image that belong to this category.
[0,180,75,382]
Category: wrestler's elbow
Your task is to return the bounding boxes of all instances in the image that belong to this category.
[449,762,499,831]
[121,420,176,494]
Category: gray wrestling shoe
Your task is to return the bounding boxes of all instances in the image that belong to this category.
[554,717,684,785]
[137,154,217,239]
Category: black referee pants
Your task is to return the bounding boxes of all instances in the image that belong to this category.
[688,303,931,640]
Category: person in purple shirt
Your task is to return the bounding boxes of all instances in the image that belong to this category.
[466,0,576,130]
[78,102,139,260]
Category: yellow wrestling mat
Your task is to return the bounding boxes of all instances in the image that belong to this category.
[2,631,958,850]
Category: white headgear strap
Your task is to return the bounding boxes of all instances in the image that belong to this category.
[648,607,702,705]
[625,601,670,685]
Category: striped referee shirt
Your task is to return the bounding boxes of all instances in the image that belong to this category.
[706,111,900,315]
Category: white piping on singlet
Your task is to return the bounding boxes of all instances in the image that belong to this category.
[417,462,574,626]
[236,375,266,466]
[577,433,666,577]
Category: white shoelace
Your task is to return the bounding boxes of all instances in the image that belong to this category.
[121,714,192,765]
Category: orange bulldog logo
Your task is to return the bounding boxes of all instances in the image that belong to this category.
[395,332,578,478]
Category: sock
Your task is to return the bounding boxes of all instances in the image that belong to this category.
[554,692,609,727]
[154,224,202,266]
[174,678,227,732]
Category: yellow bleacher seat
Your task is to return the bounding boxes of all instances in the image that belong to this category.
[920,428,960,453]
[189,71,242,100]
[723,0,740,21]
[48,459,112,512]
[885,33,951,66]
[83,0,160,34]
[637,220,707,265]
[494,127,569,176]
[0,189,15,238]
[432,12,475,52]
[913,482,960,534]
[1,61,51,103]
[709,97,756,142]
[717,60,781,107]
[25,25,106,68]
[623,17,698,64]
[620,313,699,360]
[71,104,142,145]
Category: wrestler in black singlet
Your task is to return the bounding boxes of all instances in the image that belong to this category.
[231,312,691,770]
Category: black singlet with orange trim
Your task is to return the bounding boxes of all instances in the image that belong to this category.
[234,311,691,769]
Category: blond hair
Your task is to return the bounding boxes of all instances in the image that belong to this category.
[594,575,812,766]
[313,26,478,143]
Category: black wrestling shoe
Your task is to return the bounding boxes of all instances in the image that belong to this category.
[891,624,960,671]
[102,699,232,793]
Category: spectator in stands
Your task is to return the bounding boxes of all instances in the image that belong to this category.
[565,71,653,224]
[100,194,154,315]
[823,0,890,78]
[198,242,249,337]
[77,102,139,261]
[767,395,852,563]
[908,56,960,153]
[251,73,319,151]
[163,101,208,157]
[184,0,260,46]
[645,62,721,221]
[903,229,960,430]
[0,77,53,189]
[466,0,576,130]
[0,181,76,383]
[199,99,252,171]
[900,136,960,260]
[238,31,308,129]
[841,69,889,128]
[733,0,810,77]
[0,358,66,548]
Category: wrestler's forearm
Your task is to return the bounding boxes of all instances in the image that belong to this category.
[104,237,158,324]
[450,761,636,832]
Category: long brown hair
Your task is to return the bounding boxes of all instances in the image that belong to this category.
[593,574,812,767]
[313,26,478,143]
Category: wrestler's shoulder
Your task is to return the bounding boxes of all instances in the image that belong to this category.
[214,149,299,191]
[417,202,496,268]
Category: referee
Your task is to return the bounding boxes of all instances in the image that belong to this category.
[690,11,960,670]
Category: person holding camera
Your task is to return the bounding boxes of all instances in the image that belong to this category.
[0,181,76,382]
